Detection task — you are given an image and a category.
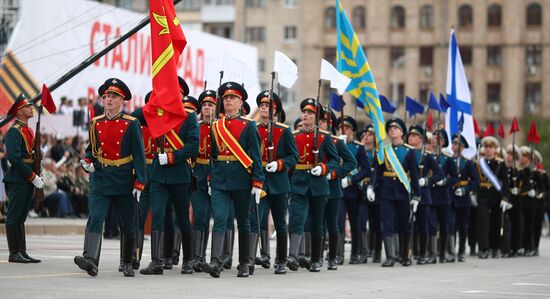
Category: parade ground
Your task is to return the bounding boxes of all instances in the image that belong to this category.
[1,222,549,299]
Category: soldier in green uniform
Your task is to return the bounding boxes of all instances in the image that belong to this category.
[140,78,199,275]
[288,99,339,273]
[3,94,44,263]
[201,82,264,278]
[75,78,147,277]
[189,90,216,272]
[249,90,299,274]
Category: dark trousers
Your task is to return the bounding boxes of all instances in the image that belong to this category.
[338,196,360,238]
[415,204,430,236]
[191,189,212,232]
[5,183,33,225]
[379,199,410,237]
[477,199,502,251]
[468,206,477,249]
[358,201,368,232]
[523,198,536,251]
[254,193,288,234]
[367,203,381,234]
[211,189,251,234]
[87,190,135,238]
[289,192,327,239]
[325,196,340,235]
[429,204,448,236]
[150,182,192,234]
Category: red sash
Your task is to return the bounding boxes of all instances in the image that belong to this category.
[164,120,185,150]
[213,117,253,171]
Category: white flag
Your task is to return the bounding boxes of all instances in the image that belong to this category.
[273,50,298,88]
[223,53,246,83]
[320,59,351,95]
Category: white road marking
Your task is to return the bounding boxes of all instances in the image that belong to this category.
[462,290,550,297]
[513,283,550,287]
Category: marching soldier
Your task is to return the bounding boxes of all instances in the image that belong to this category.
[476,136,509,259]
[140,78,199,275]
[361,125,382,263]
[334,115,364,266]
[320,112,358,269]
[3,94,44,263]
[406,125,444,265]
[75,78,147,277]
[505,145,522,257]
[250,90,299,274]
[533,150,548,256]
[288,98,339,273]
[427,129,457,263]
[449,134,480,262]
[202,82,264,278]
[190,90,217,272]
[366,117,420,267]
[519,146,542,256]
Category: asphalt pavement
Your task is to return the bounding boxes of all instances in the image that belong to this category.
[1,234,550,298]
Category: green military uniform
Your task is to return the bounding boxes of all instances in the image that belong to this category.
[288,98,339,273]
[3,94,43,263]
[74,78,146,277]
[249,90,299,274]
[202,82,264,278]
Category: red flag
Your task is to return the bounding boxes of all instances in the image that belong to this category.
[498,122,505,139]
[483,122,495,137]
[473,117,481,136]
[509,116,520,134]
[527,121,540,144]
[143,0,187,139]
[41,84,57,113]
[426,111,433,131]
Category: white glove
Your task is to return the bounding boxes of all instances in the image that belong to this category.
[80,159,95,173]
[536,192,544,199]
[367,186,375,202]
[31,175,44,189]
[326,172,333,180]
[511,187,519,196]
[251,187,262,204]
[500,200,513,211]
[528,189,536,198]
[341,178,350,189]
[455,188,465,197]
[419,178,427,187]
[470,193,478,207]
[265,161,278,173]
[208,182,212,196]
[132,188,142,202]
[311,165,323,176]
[338,135,347,144]
[158,153,168,165]
[410,197,420,213]
[436,178,446,186]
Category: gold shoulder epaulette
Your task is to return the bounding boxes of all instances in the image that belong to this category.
[240,116,253,122]
[92,114,105,121]
[122,114,136,121]
[292,130,300,135]
[276,122,289,128]
[404,143,415,149]
[319,129,330,135]
[425,149,433,154]
[353,140,362,146]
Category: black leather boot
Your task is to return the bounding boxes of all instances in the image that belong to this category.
[172,229,182,266]
[336,233,345,265]
[349,232,360,264]
[18,224,41,263]
[309,237,323,272]
[399,234,412,266]
[358,231,368,263]
[191,230,205,272]
[382,236,395,267]
[258,230,271,269]
[237,232,250,278]
[426,236,438,264]
[248,232,258,275]
[417,234,428,265]
[163,230,174,270]
[74,232,101,277]
[133,230,144,270]
[327,233,338,270]
[372,232,382,263]
[121,235,135,277]
[439,234,447,263]
[180,232,193,274]
[446,235,457,262]
[118,234,126,272]
[140,231,164,275]
[221,229,234,270]
[287,233,301,271]
[6,224,29,263]
[202,232,224,278]
[274,233,287,274]
[298,232,311,269]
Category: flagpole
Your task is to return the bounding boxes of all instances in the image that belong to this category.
[203,80,207,92]
[340,95,345,135]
